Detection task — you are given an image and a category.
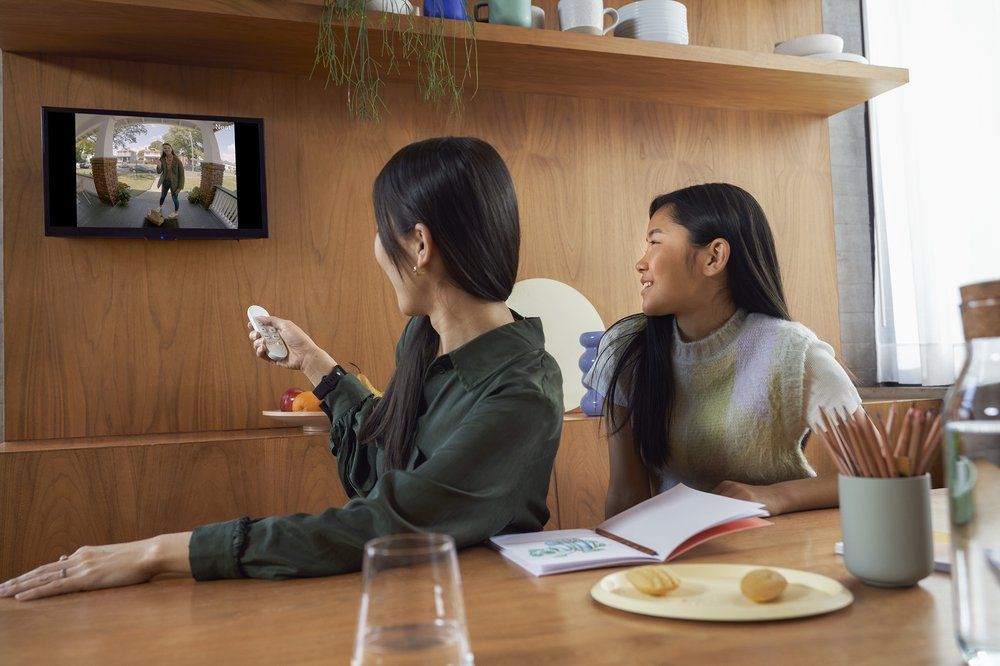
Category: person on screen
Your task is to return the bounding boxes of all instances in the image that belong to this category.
[155,142,184,219]
[1,136,564,601]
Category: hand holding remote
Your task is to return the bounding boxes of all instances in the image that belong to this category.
[247,310,336,383]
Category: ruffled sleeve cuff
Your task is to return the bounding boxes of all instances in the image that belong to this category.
[188,516,252,581]
[321,374,372,424]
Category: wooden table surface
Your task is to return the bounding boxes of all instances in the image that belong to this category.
[0,499,961,665]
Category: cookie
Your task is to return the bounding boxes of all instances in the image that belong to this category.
[625,565,681,596]
[740,568,787,603]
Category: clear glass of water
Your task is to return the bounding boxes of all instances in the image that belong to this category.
[943,335,1000,665]
[352,533,474,666]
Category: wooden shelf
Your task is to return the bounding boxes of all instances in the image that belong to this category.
[0,0,906,116]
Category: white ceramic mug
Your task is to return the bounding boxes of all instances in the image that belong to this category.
[557,0,619,35]
[531,5,545,28]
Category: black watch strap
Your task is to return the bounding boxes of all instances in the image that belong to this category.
[312,365,348,401]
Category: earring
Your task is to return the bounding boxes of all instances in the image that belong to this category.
[412,266,417,273]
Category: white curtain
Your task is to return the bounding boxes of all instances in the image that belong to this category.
[866,0,1000,386]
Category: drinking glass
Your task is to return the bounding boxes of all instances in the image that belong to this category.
[352,533,474,666]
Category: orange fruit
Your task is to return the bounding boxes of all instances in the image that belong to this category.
[292,390,323,412]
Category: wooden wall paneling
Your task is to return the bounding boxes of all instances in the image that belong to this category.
[4,36,839,440]
[553,418,609,529]
[0,432,348,581]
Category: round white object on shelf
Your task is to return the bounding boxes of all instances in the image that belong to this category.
[506,278,605,412]
[773,33,844,56]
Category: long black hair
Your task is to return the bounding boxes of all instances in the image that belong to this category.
[358,137,521,470]
[603,183,791,471]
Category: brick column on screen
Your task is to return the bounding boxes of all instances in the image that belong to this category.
[198,163,225,207]
[90,157,119,205]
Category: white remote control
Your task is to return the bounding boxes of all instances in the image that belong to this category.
[247,305,289,362]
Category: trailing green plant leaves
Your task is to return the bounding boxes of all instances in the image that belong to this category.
[312,0,478,121]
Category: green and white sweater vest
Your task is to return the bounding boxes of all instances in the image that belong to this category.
[586,310,858,491]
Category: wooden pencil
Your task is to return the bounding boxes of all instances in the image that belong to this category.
[908,411,925,463]
[845,408,880,477]
[836,409,874,477]
[895,408,914,457]
[885,404,899,451]
[821,407,859,476]
[816,427,851,476]
[916,414,944,476]
[854,409,890,477]
[871,412,897,477]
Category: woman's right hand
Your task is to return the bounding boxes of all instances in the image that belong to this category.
[248,316,336,383]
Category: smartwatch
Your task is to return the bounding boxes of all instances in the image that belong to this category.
[312,365,348,401]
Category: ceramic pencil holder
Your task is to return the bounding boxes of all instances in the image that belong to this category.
[838,473,934,587]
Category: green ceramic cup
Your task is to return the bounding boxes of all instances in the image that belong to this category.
[839,473,934,587]
[474,0,532,28]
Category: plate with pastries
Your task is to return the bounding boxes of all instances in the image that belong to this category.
[591,563,853,621]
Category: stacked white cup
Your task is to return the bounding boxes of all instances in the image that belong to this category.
[614,0,688,44]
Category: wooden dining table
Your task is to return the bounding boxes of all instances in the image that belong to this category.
[0,495,961,665]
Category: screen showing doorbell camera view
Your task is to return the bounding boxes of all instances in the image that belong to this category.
[43,107,267,239]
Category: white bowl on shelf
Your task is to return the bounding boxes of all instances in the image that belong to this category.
[807,51,869,64]
[774,33,843,56]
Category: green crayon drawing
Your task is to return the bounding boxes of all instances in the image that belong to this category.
[529,537,608,558]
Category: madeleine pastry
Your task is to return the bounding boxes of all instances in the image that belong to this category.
[625,565,681,596]
[740,569,787,603]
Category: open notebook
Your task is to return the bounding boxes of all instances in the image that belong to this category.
[490,484,771,576]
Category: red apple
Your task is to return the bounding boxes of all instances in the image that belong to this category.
[280,388,303,412]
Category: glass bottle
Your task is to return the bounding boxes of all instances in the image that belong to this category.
[942,279,1000,665]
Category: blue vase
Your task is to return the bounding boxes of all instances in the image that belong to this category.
[579,330,604,416]
[423,0,469,20]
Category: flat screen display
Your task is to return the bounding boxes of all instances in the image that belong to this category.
[43,107,267,239]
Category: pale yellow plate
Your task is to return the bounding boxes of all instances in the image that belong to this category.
[262,410,329,433]
[591,563,853,622]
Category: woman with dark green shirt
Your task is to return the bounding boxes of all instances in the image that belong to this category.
[1,137,564,600]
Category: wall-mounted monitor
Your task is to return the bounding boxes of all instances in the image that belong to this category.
[43,106,267,239]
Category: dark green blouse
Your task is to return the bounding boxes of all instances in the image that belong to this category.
[189,315,564,580]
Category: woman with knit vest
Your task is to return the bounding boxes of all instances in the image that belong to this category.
[586,183,860,517]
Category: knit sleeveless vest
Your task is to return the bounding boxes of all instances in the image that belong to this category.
[663,309,817,491]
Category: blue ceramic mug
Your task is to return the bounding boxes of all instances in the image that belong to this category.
[424,0,469,20]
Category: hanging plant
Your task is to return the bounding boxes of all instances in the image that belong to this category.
[312,0,479,122]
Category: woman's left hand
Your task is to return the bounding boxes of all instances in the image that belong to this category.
[713,480,786,515]
[0,539,168,601]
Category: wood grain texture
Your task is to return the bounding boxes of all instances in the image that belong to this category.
[3,1,845,440]
[0,498,957,665]
[554,418,609,529]
[0,0,906,116]
[0,430,349,581]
